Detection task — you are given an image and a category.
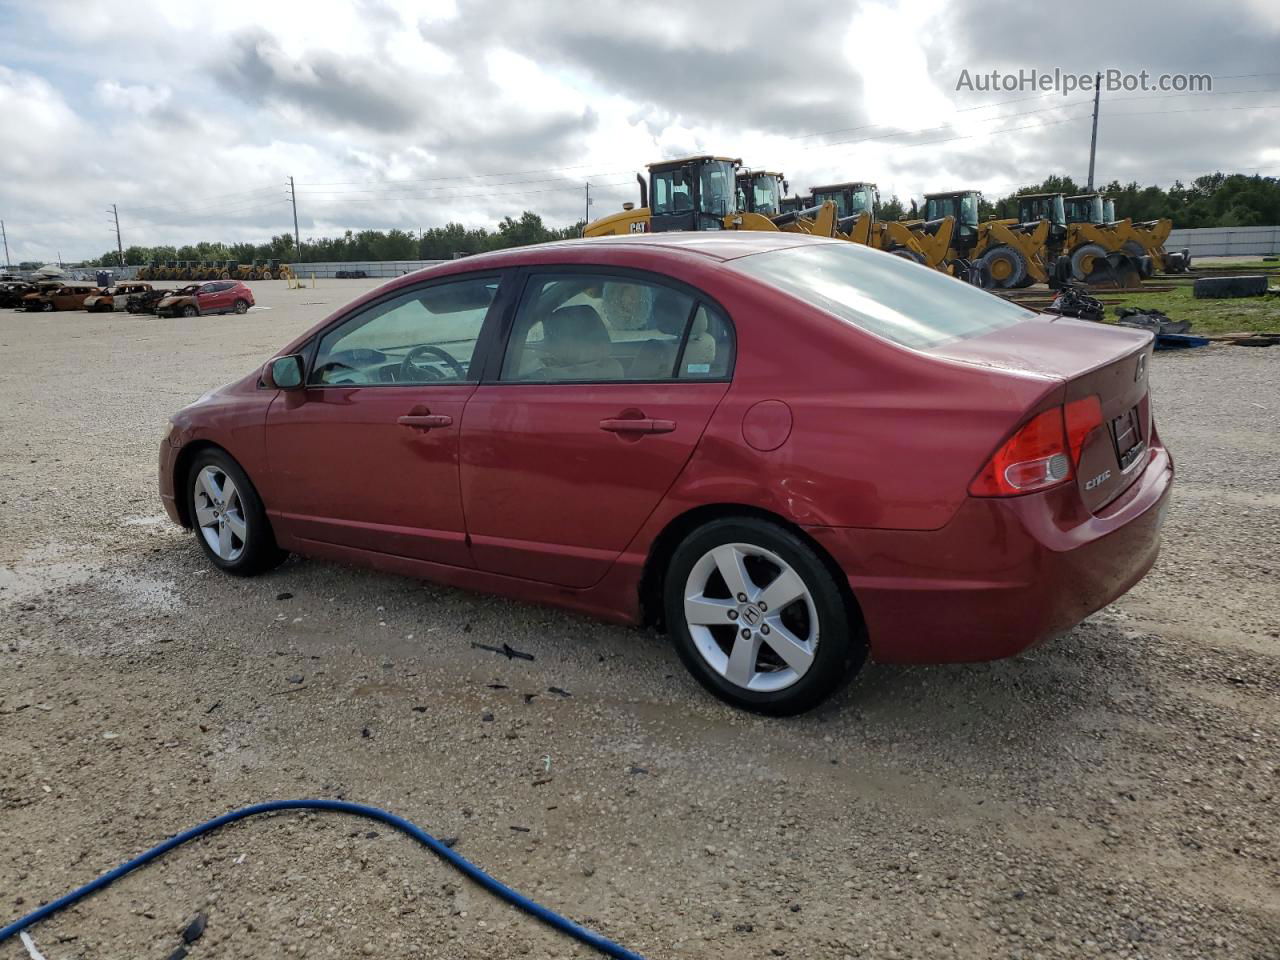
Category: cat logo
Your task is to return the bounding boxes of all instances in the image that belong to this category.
[1085,469,1112,491]
[628,222,647,233]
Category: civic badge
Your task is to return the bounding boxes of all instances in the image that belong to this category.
[1135,354,1147,382]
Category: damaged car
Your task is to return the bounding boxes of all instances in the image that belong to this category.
[83,282,154,312]
[156,280,255,318]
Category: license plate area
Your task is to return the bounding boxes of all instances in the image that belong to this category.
[1111,406,1145,470]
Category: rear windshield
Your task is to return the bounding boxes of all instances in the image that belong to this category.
[731,242,1032,349]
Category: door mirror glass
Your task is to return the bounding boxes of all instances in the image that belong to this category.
[266,354,305,390]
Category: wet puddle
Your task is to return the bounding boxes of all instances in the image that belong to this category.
[0,545,179,609]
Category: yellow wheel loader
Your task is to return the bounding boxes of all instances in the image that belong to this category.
[926,190,1051,289]
[810,182,955,270]
[1017,193,1151,286]
[1103,198,1190,274]
[584,156,841,239]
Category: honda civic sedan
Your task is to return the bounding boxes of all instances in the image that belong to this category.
[159,232,1172,714]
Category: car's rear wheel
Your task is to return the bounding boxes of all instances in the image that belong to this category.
[187,450,286,576]
[664,517,865,715]
[233,298,249,314]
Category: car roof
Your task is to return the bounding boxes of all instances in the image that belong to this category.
[455,231,836,267]
[320,232,842,321]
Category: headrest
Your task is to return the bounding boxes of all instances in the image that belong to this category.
[543,305,611,366]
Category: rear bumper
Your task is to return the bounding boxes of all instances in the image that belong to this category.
[808,446,1173,663]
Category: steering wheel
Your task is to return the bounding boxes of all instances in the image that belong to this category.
[312,360,367,385]
[401,344,466,381]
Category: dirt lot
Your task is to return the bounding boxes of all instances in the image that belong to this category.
[2,279,1278,960]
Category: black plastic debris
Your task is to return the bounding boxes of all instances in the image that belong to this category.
[182,913,207,945]
[470,641,534,661]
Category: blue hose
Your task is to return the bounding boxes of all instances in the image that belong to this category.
[0,799,648,959]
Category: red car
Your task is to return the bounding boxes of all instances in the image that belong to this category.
[159,232,1172,714]
[156,280,255,318]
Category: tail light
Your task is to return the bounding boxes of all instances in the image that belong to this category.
[970,396,1102,497]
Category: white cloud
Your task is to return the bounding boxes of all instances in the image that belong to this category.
[95,81,171,113]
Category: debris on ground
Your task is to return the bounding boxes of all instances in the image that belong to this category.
[1044,284,1104,321]
[470,641,535,661]
[181,913,207,945]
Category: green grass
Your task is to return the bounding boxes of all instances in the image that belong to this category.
[1107,283,1280,335]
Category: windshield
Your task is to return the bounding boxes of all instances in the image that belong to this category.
[729,241,1032,350]
[813,190,847,216]
[849,186,875,217]
[698,160,737,217]
[750,175,781,215]
[650,168,692,216]
[1103,198,1116,222]
[929,194,980,227]
[1020,195,1066,227]
[1090,195,1104,222]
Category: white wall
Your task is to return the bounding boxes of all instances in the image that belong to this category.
[1166,225,1280,258]
[285,260,447,279]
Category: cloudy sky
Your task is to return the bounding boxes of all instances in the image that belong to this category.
[2,0,1278,264]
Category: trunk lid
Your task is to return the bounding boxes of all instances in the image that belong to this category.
[931,313,1155,511]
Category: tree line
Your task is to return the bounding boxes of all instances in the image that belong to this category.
[93,211,585,268]
[92,172,1279,267]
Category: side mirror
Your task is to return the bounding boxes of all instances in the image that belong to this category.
[263,354,305,390]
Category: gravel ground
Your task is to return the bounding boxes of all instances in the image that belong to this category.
[1,280,1278,960]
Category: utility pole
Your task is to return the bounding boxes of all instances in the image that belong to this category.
[1,220,10,270]
[109,203,124,268]
[1086,70,1102,191]
[288,176,301,260]
[584,182,592,224]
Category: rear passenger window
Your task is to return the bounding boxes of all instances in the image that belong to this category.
[499,274,733,382]
[678,305,733,379]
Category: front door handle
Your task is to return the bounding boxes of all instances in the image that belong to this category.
[599,417,677,435]
[398,413,453,430]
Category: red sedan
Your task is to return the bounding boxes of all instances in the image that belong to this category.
[159,232,1172,714]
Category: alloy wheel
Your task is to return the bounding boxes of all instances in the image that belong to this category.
[682,542,819,692]
[193,465,247,561]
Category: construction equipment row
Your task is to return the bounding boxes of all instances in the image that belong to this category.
[136,258,293,282]
[584,156,1189,289]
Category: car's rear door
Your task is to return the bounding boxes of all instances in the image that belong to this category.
[263,273,506,567]
[459,269,734,588]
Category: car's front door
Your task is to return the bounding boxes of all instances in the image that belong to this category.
[197,282,230,313]
[460,270,735,588]
[264,273,505,567]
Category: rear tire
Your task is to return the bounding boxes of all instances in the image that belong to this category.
[1069,243,1108,281]
[663,517,865,715]
[233,298,249,314]
[186,449,287,576]
[979,245,1028,288]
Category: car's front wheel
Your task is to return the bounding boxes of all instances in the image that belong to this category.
[187,449,286,576]
[664,517,866,715]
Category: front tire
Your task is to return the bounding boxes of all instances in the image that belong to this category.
[186,449,286,576]
[181,304,198,317]
[663,517,865,715]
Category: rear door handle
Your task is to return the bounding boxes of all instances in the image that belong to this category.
[599,417,676,435]
[398,413,453,429]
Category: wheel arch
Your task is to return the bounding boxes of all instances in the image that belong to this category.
[171,439,233,528]
[638,502,865,634]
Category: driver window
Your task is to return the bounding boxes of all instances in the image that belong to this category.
[310,276,497,386]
